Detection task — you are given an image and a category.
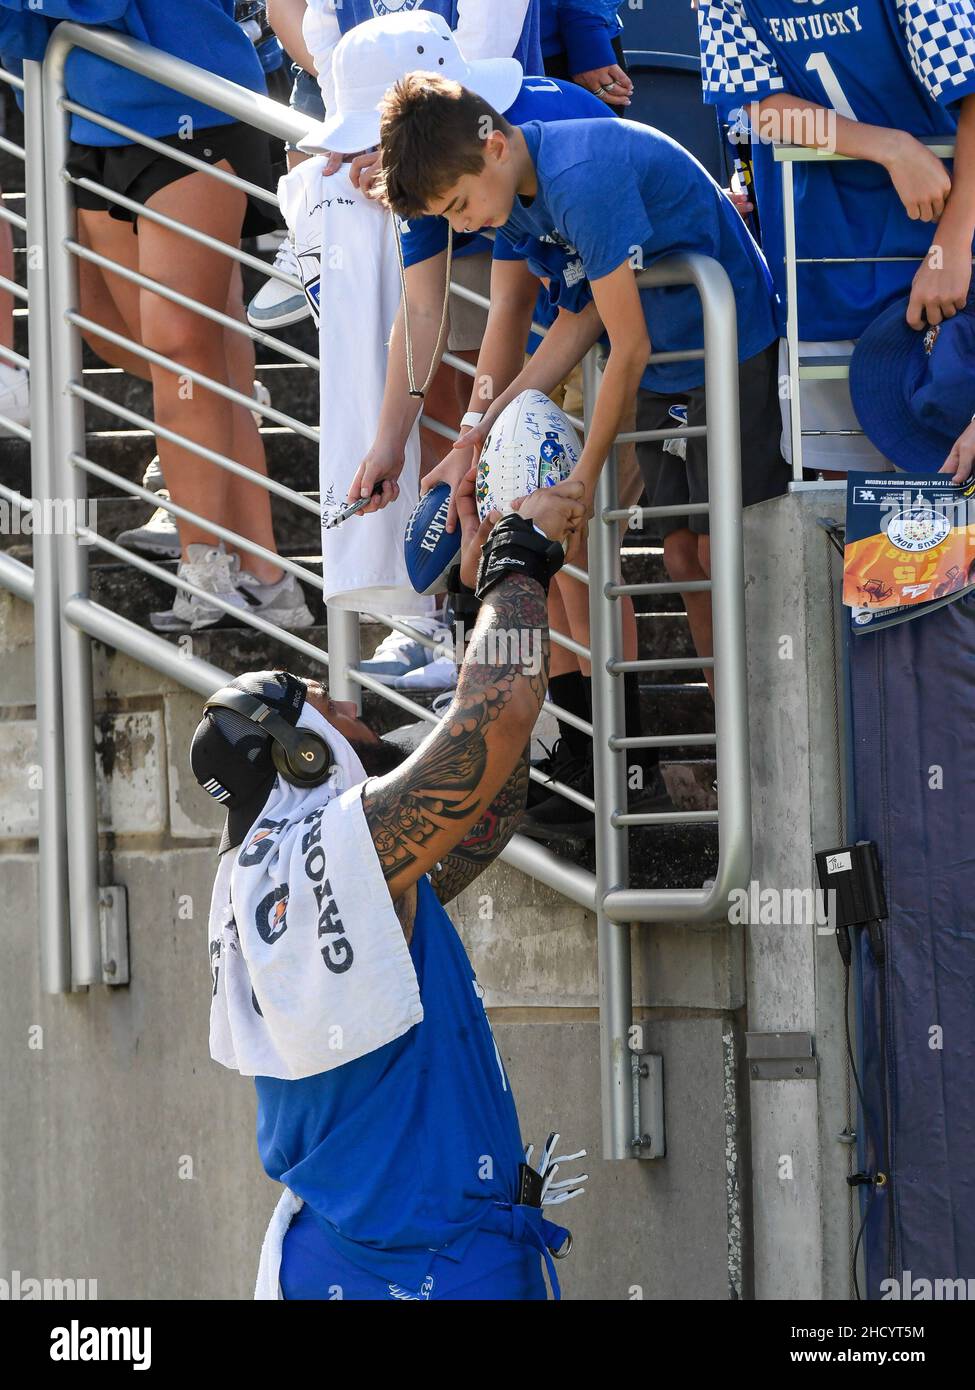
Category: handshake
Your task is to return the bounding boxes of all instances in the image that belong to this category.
[455,468,588,590]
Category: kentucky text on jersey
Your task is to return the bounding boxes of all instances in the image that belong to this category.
[765,8,865,43]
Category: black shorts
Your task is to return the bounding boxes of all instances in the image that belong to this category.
[635,343,791,541]
[67,120,278,238]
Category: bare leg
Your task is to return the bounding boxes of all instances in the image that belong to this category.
[419,351,478,474]
[663,527,714,699]
[137,165,280,580]
[76,210,151,379]
[547,579,577,679]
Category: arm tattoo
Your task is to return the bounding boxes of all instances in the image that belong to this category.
[430,754,530,905]
[363,574,548,889]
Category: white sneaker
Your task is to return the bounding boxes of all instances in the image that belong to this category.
[359,617,452,685]
[0,363,29,436]
[235,565,316,629]
[119,382,273,559]
[393,653,458,692]
[251,378,272,425]
[150,543,251,632]
[247,240,309,329]
[118,487,182,558]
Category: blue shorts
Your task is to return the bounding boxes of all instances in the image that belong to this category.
[280,1202,550,1301]
[287,64,325,152]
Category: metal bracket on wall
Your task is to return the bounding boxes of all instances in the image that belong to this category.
[745,1031,818,1080]
[630,1048,665,1158]
[99,886,129,987]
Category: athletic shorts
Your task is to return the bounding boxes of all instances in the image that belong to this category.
[280,1200,549,1301]
[635,342,791,541]
[67,121,277,239]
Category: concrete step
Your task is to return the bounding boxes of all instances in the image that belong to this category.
[87,554,324,631]
[620,545,687,614]
[52,490,320,565]
[70,359,318,436]
[80,426,320,494]
[633,610,698,674]
[560,821,720,891]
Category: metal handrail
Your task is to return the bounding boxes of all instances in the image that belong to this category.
[773,137,959,479]
[0,26,753,1159]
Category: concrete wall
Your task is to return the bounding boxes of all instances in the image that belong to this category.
[0,488,850,1300]
[742,484,854,1300]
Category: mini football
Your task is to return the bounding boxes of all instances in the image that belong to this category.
[475,390,581,521]
[404,482,461,595]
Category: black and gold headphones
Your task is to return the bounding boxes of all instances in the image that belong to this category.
[203,677,335,788]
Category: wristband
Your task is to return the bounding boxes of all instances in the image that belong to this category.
[460,411,485,431]
[474,513,565,602]
[445,567,479,641]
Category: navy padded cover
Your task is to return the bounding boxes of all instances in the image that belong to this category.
[848,593,975,1297]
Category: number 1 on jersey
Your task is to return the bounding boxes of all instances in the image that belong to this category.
[805,51,858,122]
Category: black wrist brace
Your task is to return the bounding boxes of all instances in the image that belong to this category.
[474,513,565,603]
[445,567,479,642]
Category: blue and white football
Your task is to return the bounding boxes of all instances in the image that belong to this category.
[475,390,581,521]
[404,482,461,595]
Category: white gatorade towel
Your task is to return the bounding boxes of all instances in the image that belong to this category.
[206,698,423,1081]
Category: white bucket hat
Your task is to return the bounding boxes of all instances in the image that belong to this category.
[297,10,523,155]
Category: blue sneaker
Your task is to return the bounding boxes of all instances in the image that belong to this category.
[247,239,309,329]
[359,617,450,686]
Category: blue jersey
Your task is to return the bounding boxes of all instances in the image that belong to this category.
[497,117,781,392]
[0,0,266,146]
[254,873,527,1289]
[697,0,975,339]
[541,1,623,71]
[331,1,544,75]
[399,73,611,268]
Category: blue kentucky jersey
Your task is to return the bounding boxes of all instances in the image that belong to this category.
[332,1,543,74]
[697,0,975,339]
[254,873,528,1289]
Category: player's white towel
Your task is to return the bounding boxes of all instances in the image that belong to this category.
[206,698,423,1081]
[254,1187,304,1300]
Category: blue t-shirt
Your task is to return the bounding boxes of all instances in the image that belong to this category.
[497,117,781,392]
[0,0,267,146]
[333,0,544,75]
[254,872,527,1288]
[697,0,975,340]
[399,72,611,267]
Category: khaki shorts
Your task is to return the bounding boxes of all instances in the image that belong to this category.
[447,251,491,353]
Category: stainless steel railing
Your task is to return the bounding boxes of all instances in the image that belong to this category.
[0,24,752,1158]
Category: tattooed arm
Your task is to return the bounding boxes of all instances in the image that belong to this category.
[362,479,584,903]
[362,573,548,903]
[428,753,530,906]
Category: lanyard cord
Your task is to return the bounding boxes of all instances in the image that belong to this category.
[394,215,453,400]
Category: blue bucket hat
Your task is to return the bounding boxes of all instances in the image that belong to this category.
[849,287,975,473]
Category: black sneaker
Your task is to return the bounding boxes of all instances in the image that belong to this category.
[527,737,578,811]
[627,765,678,817]
[521,759,677,845]
[520,753,596,842]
